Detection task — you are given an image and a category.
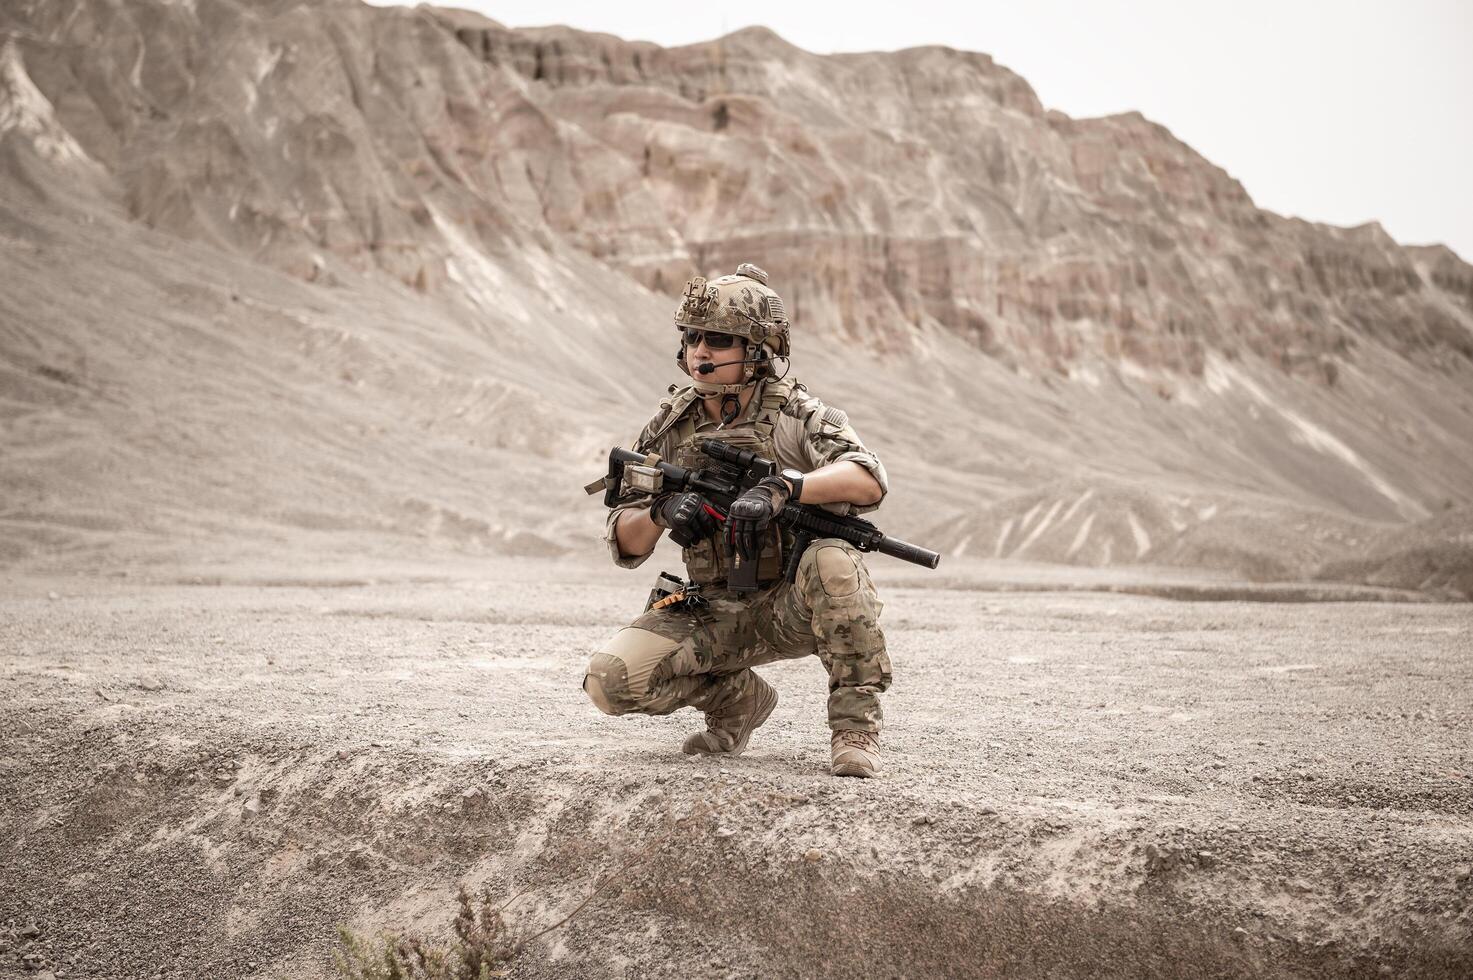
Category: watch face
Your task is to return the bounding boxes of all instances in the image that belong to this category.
[781,468,803,480]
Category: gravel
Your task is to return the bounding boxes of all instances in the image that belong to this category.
[1,556,1469,978]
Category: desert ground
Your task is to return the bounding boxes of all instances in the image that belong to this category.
[2,552,1469,979]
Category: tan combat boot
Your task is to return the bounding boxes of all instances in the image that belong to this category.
[830,729,881,778]
[682,673,778,756]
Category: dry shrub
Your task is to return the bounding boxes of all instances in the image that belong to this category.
[336,800,720,978]
[333,885,523,979]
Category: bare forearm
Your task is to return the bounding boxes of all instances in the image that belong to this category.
[791,460,883,507]
[614,506,663,560]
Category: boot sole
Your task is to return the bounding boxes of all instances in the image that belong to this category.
[682,683,778,757]
[830,761,878,778]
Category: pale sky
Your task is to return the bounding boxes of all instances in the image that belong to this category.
[372,0,1473,260]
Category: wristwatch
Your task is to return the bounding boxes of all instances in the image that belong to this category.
[780,467,805,503]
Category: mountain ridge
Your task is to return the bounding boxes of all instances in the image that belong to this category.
[1,0,1470,595]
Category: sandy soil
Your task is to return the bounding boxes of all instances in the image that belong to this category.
[1,555,1470,979]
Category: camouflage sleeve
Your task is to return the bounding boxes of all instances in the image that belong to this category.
[778,391,889,516]
[602,409,671,569]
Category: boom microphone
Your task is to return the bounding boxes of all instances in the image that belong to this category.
[696,357,767,374]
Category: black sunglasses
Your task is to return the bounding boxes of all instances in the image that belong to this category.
[683,328,740,349]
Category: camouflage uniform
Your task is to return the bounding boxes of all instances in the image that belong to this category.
[583,375,892,734]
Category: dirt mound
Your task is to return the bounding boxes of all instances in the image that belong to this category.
[1315,505,1473,600]
[925,477,1424,588]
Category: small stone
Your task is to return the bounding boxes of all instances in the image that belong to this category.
[978,805,997,815]
[336,749,351,761]
[1232,927,1249,939]
[803,848,823,862]
[242,797,260,815]
[1197,850,1217,867]
[987,741,1004,750]
[912,814,934,826]
[137,679,163,692]
[715,827,736,838]
[19,922,40,938]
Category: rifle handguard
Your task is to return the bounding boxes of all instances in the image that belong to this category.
[591,442,942,572]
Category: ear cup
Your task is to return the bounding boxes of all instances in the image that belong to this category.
[751,345,771,377]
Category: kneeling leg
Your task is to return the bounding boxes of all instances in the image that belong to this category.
[795,540,892,733]
[583,603,760,719]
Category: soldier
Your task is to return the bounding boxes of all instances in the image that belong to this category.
[582,263,892,778]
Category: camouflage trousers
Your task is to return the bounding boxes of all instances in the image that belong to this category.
[583,538,891,733]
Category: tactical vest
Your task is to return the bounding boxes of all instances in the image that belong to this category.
[653,378,797,587]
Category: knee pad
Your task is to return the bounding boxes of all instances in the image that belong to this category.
[814,545,861,598]
[583,653,631,716]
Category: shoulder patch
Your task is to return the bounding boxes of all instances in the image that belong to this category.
[820,406,849,429]
[783,388,849,432]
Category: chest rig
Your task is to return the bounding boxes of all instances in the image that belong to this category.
[661,379,797,588]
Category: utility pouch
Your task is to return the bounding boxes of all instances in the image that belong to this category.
[645,571,687,612]
[621,463,664,497]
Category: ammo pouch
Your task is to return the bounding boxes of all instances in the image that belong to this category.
[674,429,785,587]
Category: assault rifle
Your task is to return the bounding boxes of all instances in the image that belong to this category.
[586,439,941,593]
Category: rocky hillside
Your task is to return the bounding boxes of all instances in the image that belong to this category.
[1,0,1470,594]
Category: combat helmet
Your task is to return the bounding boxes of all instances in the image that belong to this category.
[673,262,790,400]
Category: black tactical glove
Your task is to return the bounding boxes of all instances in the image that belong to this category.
[651,491,722,547]
[726,476,793,564]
